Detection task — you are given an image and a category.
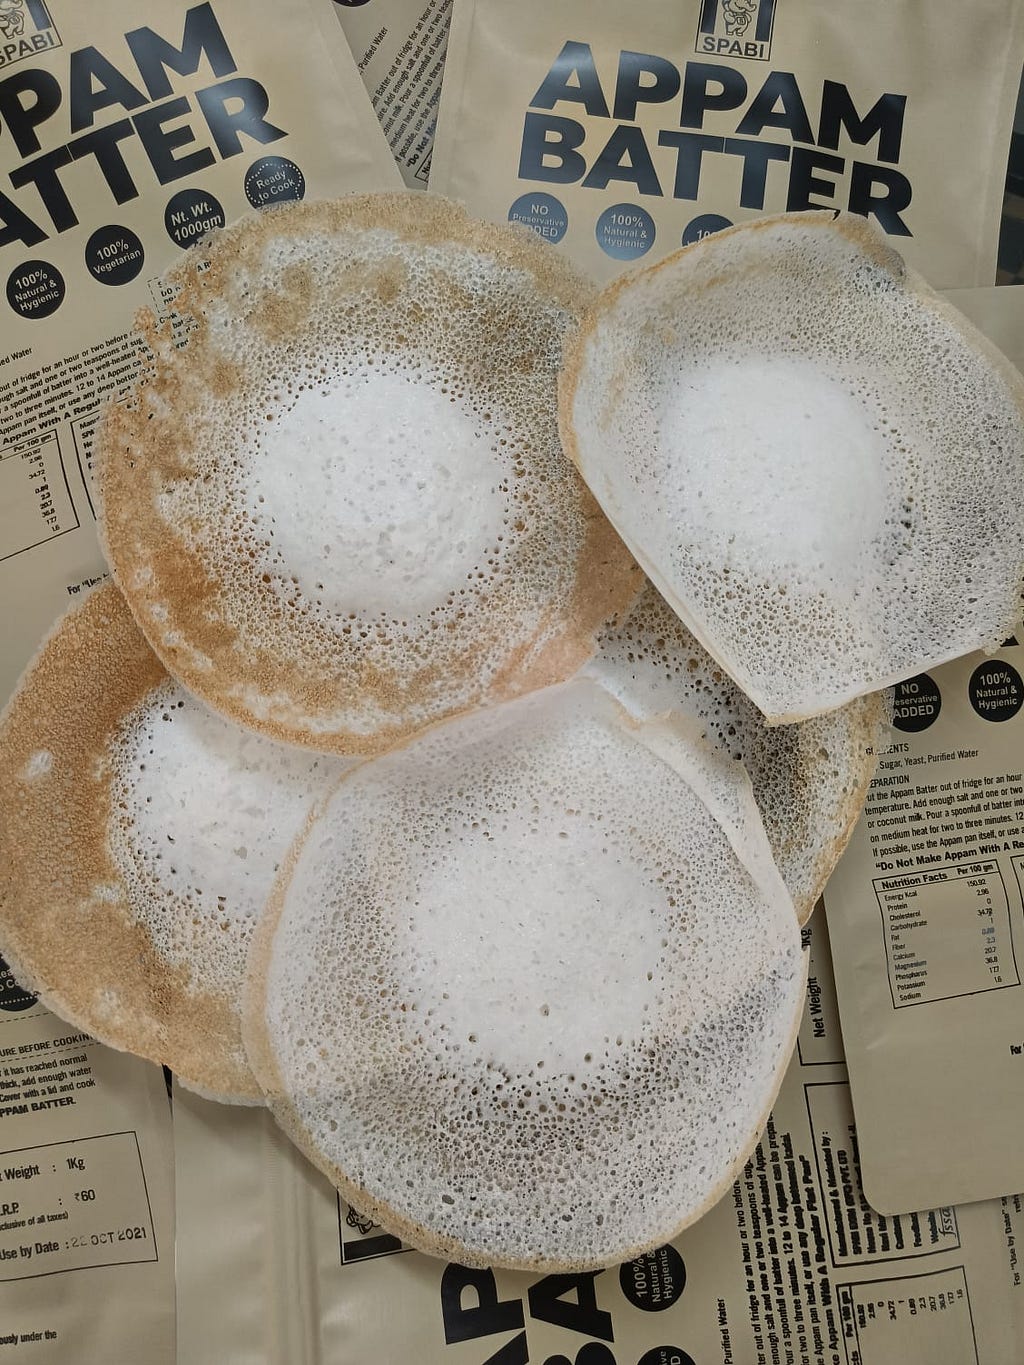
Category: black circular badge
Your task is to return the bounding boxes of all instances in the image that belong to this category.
[164,188,226,248]
[969,659,1024,723]
[682,213,732,245]
[619,1244,687,1311]
[891,673,942,733]
[0,955,36,1013]
[595,203,656,261]
[244,155,306,209]
[85,226,145,286]
[6,260,65,319]
[508,192,568,244]
[542,1348,615,1365]
[637,1349,697,1365]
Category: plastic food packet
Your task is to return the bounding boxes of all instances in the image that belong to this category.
[0,979,174,1365]
[822,290,1024,1215]
[0,0,400,706]
[172,915,1024,1365]
[333,0,451,187]
[431,0,1024,285]
[0,4,397,1358]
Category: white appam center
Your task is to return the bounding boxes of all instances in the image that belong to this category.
[108,684,340,977]
[244,368,509,618]
[396,819,663,1075]
[657,355,889,574]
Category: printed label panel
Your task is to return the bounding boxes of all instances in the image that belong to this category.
[0,1131,157,1281]
[0,431,78,561]
[803,1083,959,1268]
[875,859,1020,1008]
[837,1265,978,1365]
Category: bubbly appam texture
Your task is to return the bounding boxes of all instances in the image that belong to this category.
[561,212,1024,723]
[588,582,885,921]
[0,583,342,1102]
[244,680,805,1270]
[99,193,640,754]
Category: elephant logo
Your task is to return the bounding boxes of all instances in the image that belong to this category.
[0,0,27,41]
[695,0,777,61]
[722,0,758,38]
[0,0,62,70]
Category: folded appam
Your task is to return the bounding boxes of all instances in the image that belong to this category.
[0,583,343,1102]
[99,192,640,755]
[243,678,806,1271]
[560,211,1024,724]
[588,582,885,922]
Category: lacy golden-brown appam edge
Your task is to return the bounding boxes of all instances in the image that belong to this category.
[0,582,260,1103]
[774,689,885,924]
[591,584,886,924]
[240,747,808,1273]
[98,191,641,756]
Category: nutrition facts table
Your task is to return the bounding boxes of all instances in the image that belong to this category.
[0,431,79,562]
[837,1266,979,1365]
[873,859,1020,1007]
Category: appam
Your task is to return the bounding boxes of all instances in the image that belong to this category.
[99,193,640,755]
[561,211,1024,724]
[0,583,343,1102]
[588,581,886,922]
[243,678,806,1271]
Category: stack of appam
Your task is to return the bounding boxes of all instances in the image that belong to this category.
[2,194,1022,1271]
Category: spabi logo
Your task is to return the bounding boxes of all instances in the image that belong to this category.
[695,0,776,62]
[0,0,61,70]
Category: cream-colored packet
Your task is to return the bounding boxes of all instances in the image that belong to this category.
[822,286,1024,1216]
[0,0,400,706]
[943,286,1024,371]
[0,8,396,1354]
[0,971,174,1364]
[430,0,1024,286]
[824,641,1024,1212]
[173,913,1024,1364]
[332,0,451,187]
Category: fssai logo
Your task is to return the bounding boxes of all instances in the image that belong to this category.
[695,0,776,62]
[0,0,62,71]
